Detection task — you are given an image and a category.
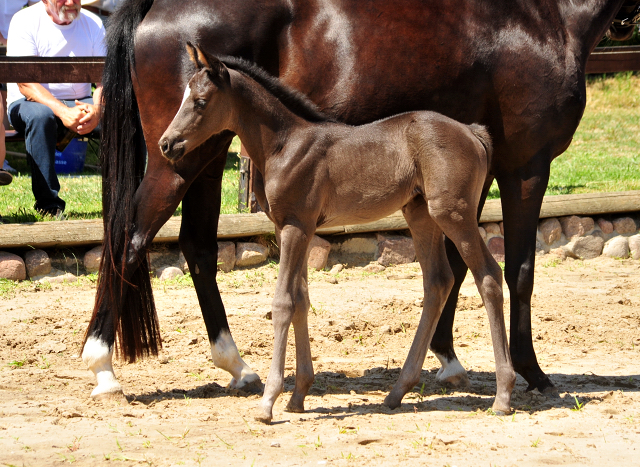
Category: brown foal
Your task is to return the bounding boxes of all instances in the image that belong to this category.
[159,43,515,424]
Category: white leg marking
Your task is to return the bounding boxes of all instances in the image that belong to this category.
[82,336,123,398]
[434,352,469,386]
[211,330,261,389]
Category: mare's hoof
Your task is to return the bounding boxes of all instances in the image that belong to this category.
[230,375,264,395]
[436,370,470,389]
[92,389,128,405]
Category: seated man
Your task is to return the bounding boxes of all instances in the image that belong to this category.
[6,0,105,218]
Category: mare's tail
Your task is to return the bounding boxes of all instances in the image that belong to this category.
[83,0,160,363]
[468,123,493,167]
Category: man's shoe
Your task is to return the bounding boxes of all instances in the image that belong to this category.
[0,169,13,186]
[35,206,66,220]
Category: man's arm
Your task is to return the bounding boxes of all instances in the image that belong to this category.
[17,82,89,132]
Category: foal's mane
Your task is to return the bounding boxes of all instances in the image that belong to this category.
[216,55,335,124]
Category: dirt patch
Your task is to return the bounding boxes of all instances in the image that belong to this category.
[1,256,639,465]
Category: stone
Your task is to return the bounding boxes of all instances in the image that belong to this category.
[478,226,487,242]
[50,253,82,274]
[158,266,184,281]
[363,262,386,273]
[487,236,505,263]
[629,234,640,260]
[380,325,392,335]
[178,251,189,273]
[84,246,102,273]
[539,218,562,245]
[499,222,504,235]
[597,218,614,235]
[0,251,26,281]
[612,217,637,235]
[603,236,630,259]
[376,234,415,266]
[236,242,268,267]
[217,241,236,272]
[564,235,604,260]
[329,263,343,274]
[24,249,51,278]
[483,222,501,236]
[329,235,379,266]
[307,235,331,270]
[37,270,78,284]
[560,215,594,239]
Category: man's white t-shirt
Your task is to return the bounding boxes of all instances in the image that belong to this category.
[6,2,106,108]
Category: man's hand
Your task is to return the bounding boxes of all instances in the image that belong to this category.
[74,100,100,135]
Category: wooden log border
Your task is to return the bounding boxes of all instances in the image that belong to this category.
[0,191,638,249]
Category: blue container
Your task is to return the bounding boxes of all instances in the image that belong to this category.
[54,138,88,174]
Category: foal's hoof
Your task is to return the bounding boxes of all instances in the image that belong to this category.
[491,401,512,416]
[253,406,273,425]
[285,399,305,414]
[383,392,403,410]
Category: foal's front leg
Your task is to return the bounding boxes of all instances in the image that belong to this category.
[256,224,313,424]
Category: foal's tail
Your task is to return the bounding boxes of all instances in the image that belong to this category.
[82,0,161,363]
[468,124,493,167]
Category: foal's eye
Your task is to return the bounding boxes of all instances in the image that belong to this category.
[194,99,207,110]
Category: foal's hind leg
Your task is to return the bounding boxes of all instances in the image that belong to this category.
[285,263,315,413]
[434,201,515,414]
[257,224,313,423]
[385,197,455,409]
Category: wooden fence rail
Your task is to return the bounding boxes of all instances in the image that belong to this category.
[0,191,638,249]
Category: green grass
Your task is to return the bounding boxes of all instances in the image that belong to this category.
[2,73,640,221]
[0,136,243,222]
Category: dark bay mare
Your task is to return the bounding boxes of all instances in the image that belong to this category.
[158,43,515,422]
[82,0,638,401]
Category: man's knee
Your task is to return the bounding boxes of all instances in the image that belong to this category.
[11,101,57,132]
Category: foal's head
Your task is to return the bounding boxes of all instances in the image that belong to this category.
[159,42,232,161]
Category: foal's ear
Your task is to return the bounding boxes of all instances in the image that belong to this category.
[185,42,230,86]
[186,42,210,69]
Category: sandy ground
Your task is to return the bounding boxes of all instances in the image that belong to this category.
[1,255,639,466]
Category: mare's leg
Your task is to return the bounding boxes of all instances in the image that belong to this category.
[384,197,455,409]
[434,196,515,414]
[257,224,313,423]
[497,155,555,393]
[430,178,494,387]
[180,151,261,392]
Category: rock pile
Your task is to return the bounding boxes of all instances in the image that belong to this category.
[0,213,638,282]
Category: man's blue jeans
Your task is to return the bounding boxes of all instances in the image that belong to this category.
[8,96,93,215]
